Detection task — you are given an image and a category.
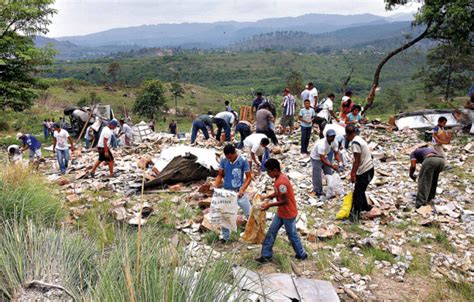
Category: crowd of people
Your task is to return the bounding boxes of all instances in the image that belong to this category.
[7,82,465,264]
[185,83,456,261]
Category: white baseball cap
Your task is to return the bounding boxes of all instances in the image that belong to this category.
[16,133,24,140]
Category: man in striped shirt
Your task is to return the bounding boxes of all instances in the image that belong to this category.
[280,88,296,135]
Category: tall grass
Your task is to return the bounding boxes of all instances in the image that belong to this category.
[92,229,248,301]
[0,165,65,225]
[0,222,251,301]
[0,221,99,301]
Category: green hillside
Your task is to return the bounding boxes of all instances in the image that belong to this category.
[46,50,427,102]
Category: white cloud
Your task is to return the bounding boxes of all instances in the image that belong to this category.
[48,0,420,37]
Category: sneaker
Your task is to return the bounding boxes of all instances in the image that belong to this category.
[295,254,308,261]
[255,256,272,263]
[218,238,228,244]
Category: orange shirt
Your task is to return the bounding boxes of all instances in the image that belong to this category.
[274,174,298,219]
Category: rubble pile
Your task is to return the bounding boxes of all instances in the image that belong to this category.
[39,123,473,300]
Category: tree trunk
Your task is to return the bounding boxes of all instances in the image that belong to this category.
[363,23,431,113]
[174,95,178,116]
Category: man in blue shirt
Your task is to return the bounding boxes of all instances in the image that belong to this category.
[252,92,264,113]
[17,132,42,161]
[213,144,252,243]
[191,112,215,144]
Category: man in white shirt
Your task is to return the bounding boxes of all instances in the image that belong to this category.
[315,93,340,138]
[310,129,340,197]
[243,133,270,169]
[301,82,318,108]
[52,123,75,174]
[119,119,133,147]
[213,111,236,142]
[7,145,23,164]
[345,125,374,221]
[90,120,118,177]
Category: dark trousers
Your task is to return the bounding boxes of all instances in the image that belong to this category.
[257,128,278,145]
[235,123,252,149]
[191,120,209,144]
[214,118,231,141]
[351,168,374,220]
[314,116,327,138]
[416,157,445,207]
[300,126,312,153]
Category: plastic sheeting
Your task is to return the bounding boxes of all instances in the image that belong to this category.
[395,109,461,130]
[233,266,340,302]
[153,146,220,171]
[144,153,218,188]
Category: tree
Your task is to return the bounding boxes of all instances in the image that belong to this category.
[107,62,120,85]
[415,42,473,101]
[169,82,184,115]
[77,91,102,107]
[364,0,473,112]
[286,70,303,96]
[383,85,406,114]
[133,80,167,119]
[0,0,57,111]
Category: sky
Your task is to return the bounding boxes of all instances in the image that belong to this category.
[48,0,422,37]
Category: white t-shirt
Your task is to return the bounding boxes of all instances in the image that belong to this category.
[308,88,318,108]
[244,133,268,156]
[121,123,133,139]
[317,98,334,120]
[215,111,235,125]
[350,136,374,175]
[310,138,338,160]
[300,89,310,105]
[97,126,113,148]
[54,129,70,150]
[8,145,22,162]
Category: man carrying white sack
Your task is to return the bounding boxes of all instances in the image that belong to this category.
[213,144,252,244]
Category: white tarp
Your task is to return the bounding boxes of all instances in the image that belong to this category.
[152,146,220,171]
[210,189,239,231]
[395,111,460,130]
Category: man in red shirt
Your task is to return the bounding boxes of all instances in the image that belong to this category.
[256,158,307,263]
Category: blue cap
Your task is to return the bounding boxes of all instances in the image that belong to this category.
[109,119,118,127]
[326,129,336,137]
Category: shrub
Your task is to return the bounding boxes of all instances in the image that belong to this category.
[0,120,10,131]
[0,165,65,225]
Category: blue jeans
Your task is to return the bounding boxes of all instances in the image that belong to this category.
[214,118,231,141]
[221,193,251,241]
[261,215,306,258]
[85,139,92,149]
[43,128,49,139]
[191,120,209,144]
[56,149,70,174]
[110,134,119,148]
[235,123,251,148]
[301,126,312,153]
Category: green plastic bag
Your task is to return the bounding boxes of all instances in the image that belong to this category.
[336,192,353,219]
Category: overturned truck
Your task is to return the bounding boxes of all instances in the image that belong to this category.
[64,105,115,147]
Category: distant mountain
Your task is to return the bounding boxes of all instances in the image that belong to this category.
[231,21,427,52]
[55,13,410,49]
[34,36,141,60]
